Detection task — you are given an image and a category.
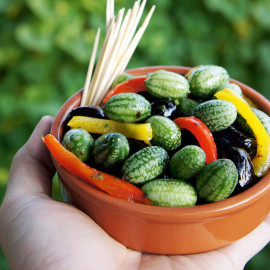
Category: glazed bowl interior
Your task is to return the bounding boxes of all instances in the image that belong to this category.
[50,66,270,254]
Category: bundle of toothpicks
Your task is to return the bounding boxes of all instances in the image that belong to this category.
[80,0,155,107]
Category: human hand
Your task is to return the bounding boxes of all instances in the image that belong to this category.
[0,116,269,270]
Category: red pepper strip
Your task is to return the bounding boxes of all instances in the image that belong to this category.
[174,117,218,164]
[103,76,147,104]
[43,134,151,204]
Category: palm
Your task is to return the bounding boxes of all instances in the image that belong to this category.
[1,116,269,270]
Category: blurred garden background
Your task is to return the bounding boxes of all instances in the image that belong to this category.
[0,0,269,268]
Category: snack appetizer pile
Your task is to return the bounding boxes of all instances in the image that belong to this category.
[44,65,270,206]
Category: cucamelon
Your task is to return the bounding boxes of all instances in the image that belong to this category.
[104,93,151,123]
[169,145,206,180]
[142,179,197,207]
[122,146,169,184]
[196,159,238,202]
[188,65,230,99]
[92,133,129,168]
[62,128,94,162]
[193,99,237,132]
[145,70,190,99]
[177,98,200,116]
[146,115,181,151]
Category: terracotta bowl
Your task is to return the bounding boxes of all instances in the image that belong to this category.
[50,66,270,255]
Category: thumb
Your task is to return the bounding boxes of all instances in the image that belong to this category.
[6,116,56,198]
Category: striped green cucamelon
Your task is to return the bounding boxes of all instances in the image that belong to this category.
[62,128,94,162]
[146,115,181,151]
[92,133,129,168]
[177,98,200,116]
[193,100,237,132]
[218,83,243,96]
[111,72,134,88]
[121,146,169,184]
[104,93,151,123]
[169,145,206,180]
[235,108,270,137]
[196,159,238,202]
[145,70,190,99]
[142,179,197,207]
[188,65,230,99]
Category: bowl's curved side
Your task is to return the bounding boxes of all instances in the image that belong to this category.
[50,66,270,254]
[56,165,270,254]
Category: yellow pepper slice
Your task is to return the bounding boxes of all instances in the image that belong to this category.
[242,95,258,108]
[215,89,270,177]
[68,116,152,145]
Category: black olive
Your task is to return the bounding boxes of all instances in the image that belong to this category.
[225,147,255,194]
[213,126,257,159]
[128,139,147,157]
[138,91,183,119]
[158,173,172,179]
[100,162,123,179]
[151,99,181,119]
[239,136,257,160]
[180,130,198,147]
[69,105,106,119]
[137,91,159,103]
[63,106,107,135]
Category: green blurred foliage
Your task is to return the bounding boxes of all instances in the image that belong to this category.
[0,0,269,269]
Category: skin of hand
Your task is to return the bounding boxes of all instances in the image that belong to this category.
[0,116,269,270]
